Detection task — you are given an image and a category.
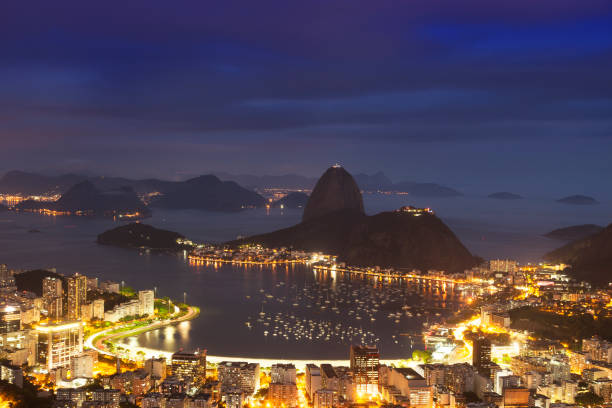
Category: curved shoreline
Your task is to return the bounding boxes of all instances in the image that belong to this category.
[85,305,416,369]
[85,305,200,358]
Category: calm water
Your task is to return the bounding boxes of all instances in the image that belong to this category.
[1,194,611,358]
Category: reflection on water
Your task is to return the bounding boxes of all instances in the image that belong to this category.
[121,261,474,359]
[1,195,611,358]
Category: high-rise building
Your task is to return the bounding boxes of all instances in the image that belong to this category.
[92,299,105,320]
[320,364,339,392]
[0,265,16,294]
[306,364,322,399]
[56,388,86,408]
[271,363,296,384]
[43,276,63,299]
[314,388,339,408]
[36,321,84,371]
[0,362,23,388]
[71,353,94,379]
[171,349,207,384]
[46,296,63,320]
[138,290,155,316]
[350,345,379,394]
[269,363,297,407]
[144,357,167,381]
[269,383,298,407]
[224,387,244,408]
[67,273,87,319]
[217,361,260,395]
[489,259,518,274]
[91,389,120,408]
[0,303,21,334]
[473,337,492,375]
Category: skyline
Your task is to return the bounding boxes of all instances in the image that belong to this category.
[1,1,612,196]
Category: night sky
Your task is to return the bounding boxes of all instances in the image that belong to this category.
[1,1,611,197]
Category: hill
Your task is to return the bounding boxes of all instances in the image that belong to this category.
[488,192,523,200]
[150,175,266,211]
[556,195,598,205]
[0,170,86,195]
[215,172,317,190]
[16,181,149,216]
[271,192,309,209]
[231,166,478,273]
[302,166,364,222]
[544,223,612,285]
[544,224,604,241]
[14,269,66,296]
[97,223,193,250]
[231,209,478,273]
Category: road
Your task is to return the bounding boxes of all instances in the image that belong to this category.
[85,305,198,358]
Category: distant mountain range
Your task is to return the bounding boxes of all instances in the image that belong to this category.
[1,171,266,214]
[216,170,463,197]
[16,181,150,216]
[544,224,604,241]
[544,223,612,286]
[231,166,479,272]
[150,175,265,212]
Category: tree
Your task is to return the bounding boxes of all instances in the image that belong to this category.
[575,391,604,407]
[412,349,433,363]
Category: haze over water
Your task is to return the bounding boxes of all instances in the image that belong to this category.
[1,194,611,359]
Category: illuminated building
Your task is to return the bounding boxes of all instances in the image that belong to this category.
[56,388,86,408]
[0,264,16,294]
[321,364,340,393]
[502,387,530,408]
[306,364,322,399]
[161,376,185,394]
[490,259,519,275]
[138,290,155,316]
[271,363,296,384]
[91,389,120,408]
[36,321,84,371]
[81,302,94,321]
[47,296,63,320]
[92,299,105,320]
[350,344,379,394]
[224,387,244,408]
[0,303,21,333]
[217,361,260,395]
[0,362,23,388]
[43,276,63,299]
[141,393,165,408]
[385,367,432,408]
[100,280,120,293]
[269,363,298,407]
[314,388,339,408]
[110,369,151,396]
[145,357,167,381]
[269,383,298,407]
[67,273,87,319]
[87,277,98,290]
[171,349,206,384]
[71,353,94,379]
[473,337,492,375]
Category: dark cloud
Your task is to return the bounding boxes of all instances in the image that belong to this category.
[0,1,611,193]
